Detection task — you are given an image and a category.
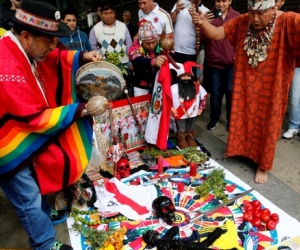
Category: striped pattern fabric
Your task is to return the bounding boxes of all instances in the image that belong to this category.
[0,34,92,194]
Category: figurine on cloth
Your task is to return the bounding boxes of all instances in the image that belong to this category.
[170,61,207,149]
[143,226,229,250]
[143,220,242,250]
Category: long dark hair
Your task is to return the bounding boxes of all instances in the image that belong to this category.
[178,79,196,101]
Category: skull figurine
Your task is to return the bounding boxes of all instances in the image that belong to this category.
[152,196,175,222]
[116,158,131,178]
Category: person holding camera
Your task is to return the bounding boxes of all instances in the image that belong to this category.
[201,0,240,131]
[170,0,209,64]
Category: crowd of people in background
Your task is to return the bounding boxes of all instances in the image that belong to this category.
[1,0,300,249]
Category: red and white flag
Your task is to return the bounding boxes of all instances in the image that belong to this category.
[145,61,172,149]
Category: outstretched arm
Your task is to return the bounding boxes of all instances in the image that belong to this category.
[189,8,226,41]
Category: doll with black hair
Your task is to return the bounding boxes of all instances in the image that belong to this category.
[170,61,207,149]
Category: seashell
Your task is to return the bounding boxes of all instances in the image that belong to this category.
[258,54,266,62]
[251,59,258,68]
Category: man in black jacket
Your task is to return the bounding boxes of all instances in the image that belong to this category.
[123,10,138,41]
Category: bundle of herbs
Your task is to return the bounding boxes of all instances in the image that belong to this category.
[194,168,229,203]
[72,221,115,248]
[144,147,208,161]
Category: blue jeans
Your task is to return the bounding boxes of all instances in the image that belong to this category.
[205,65,234,122]
[0,166,56,249]
[288,67,300,129]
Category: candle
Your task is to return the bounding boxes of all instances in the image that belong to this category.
[190,163,197,176]
[177,182,185,193]
[157,155,163,174]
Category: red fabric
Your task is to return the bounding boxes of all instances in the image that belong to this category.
[105,182,149,215]
[183,61,197,75]
[223,12,300,170]
[156,61,172,149]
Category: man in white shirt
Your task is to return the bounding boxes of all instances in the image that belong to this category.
[170,0,209,63]
[138,0,173,37]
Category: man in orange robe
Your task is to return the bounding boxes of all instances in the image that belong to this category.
[190,0,300,183]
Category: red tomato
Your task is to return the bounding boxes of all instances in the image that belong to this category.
[257,224,266,231]
[245,203,253,213]
[251,200,261,208]
[266,219,277,230]
[260,213,270,223]
[252,216,261,227]
[251,200,261,210]
[261,208,271,216]
[252,209,261,218]
[243,212,253,222]
[270,213,279,224]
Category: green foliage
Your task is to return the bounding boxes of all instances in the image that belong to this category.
[105,50,128,75]
[72,221,116,248]
[144,148,181,158]
[182,147,208,163]
[194,168,229,203]
[144,147,207,159]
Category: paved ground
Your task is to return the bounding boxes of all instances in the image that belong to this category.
[1,102,300,248]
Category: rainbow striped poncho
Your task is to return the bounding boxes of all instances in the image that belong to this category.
[0,32,92,194]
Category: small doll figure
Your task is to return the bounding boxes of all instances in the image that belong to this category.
[170,61,207,149]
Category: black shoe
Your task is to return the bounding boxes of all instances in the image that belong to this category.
[50,209,68,225]
[206,120,218,130]
[50,241,73,250]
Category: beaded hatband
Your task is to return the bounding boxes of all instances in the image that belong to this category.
[15,9,60,31]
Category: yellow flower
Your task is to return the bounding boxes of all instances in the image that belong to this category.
[104,244,114,250]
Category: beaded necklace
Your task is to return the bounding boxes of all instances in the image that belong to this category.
[102,22,116,35]
[244,11,277,68]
